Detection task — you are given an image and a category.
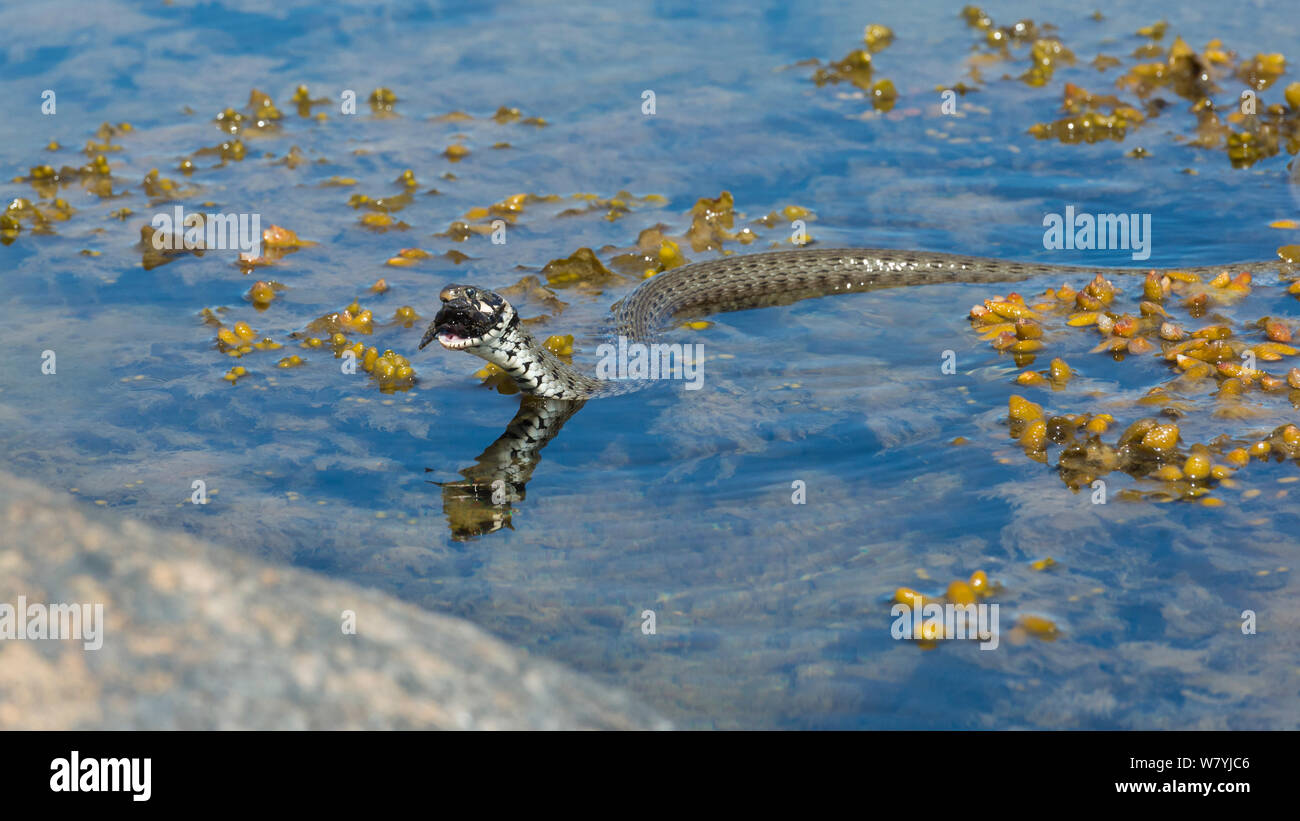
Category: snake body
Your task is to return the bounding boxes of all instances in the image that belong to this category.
[423,247,1284,401]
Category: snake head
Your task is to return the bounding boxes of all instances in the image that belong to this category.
[420,284,516,352]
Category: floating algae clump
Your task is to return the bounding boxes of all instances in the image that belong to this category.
[437,221,476,242]
[246,280,284,310]
[1021,37,1075,87]
[685,191,737,252]
[360,347,417,391]
[492,106,521,123]
[1237,52,1287,91]
[869,79,897,111]
[381,247,430,268]
[812,49,874,91]
[306,301,375,336]
[369,87,398,114]
[285,300,417,392]
[601,195,816,278]
[0,196,66,242]
[246,88,283,125]
[958,6,1069,87]
[543,334,574,356]
[215,320,282,358]
[608,226,681,275]
[1028,83,1146,144]
[141,167,197,201]
[951,11,1300,167]
[809,26,900,108]
[541,247,616,288]
[863,24,894,53]
[358,212,410,231]
[213,89,282,136]
[440,191,659,242]
[194,138,246,164]
[891,569,1003,649]
[487,105,546,126]
[12,136,130,200]
[979,257,1300,504]
[557,190,662,222]
[349,188,414,214]
[1013,615,1059,641]
[290,84,331,117]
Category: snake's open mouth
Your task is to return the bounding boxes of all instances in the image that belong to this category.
[435,331,474,350]
[432,313,481,350]
[419,284,511,352]
[421,305,486,350]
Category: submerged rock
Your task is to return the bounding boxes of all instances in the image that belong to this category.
[0,471,669,730]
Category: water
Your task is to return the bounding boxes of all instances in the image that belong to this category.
[2,0,1298,728]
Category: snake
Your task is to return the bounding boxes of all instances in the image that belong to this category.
[419,247,1286,401]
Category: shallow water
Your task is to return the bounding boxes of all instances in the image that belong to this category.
[2,0,1299,728]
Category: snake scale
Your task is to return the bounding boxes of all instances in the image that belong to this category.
[421,247,1284,400]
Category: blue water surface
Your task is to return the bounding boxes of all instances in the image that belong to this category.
[1,0,1299,728]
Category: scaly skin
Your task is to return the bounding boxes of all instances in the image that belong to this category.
[444,247,1286,400]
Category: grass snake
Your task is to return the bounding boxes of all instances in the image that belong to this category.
[420,247,1285,401]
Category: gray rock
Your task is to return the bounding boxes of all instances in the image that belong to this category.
[0,471,669,730]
